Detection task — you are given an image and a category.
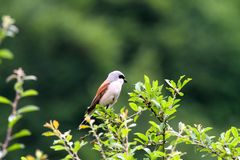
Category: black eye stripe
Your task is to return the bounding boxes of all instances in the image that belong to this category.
[119,75,125,79]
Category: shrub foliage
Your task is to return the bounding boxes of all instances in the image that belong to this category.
[43,75,240,160]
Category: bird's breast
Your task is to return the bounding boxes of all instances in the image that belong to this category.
[108,79,124,95]
[99,79,123,106]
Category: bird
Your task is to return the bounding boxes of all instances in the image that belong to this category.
[79,70,127,127]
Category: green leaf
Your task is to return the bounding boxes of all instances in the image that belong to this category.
[165,79,177,90]
[134,115,139,122]
[21,89,38,97]
[225,130,231,141]
[152,80,159,90]
[231,138,238,147]
[7,143,24,152]
[18,105,39,114]
[12,129,31,140]
[8,114,22,128]
[177,75,185,88]
[50,145,65,151]
[121,128,130,138]
[14,81,23,92]
[66,134,72,141]
[73,141,81,153]
[42,131,55,137]
[93,143,101,151]
[149,121,160,131]
[231,127,238,138]
[178,92,184,96]
[144,75,151,92]
[129,102,138,111]
[0,96,11,105]
[135,133,148,142]
[20,157,27,160]
[63,154,73,160]
[182,78,192,88]
[108,125,117,133]
[53,139,64,145]
[0,49,14,59]
[202,127,213,133]
[217,157,223,160]
[144,75,150,84]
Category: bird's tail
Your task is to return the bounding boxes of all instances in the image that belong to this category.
[86,104,96,115]
[78,105,96,130]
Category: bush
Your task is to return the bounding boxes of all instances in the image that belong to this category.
[43,75,240,160]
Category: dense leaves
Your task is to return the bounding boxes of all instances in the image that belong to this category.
[75,76,240,159]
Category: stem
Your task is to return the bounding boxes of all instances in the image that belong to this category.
[161,93,177,160]
[140,91,178,160]
[124,121,129,156]
[0,92,20,159]
[162,121,166,160]
[129,109,145,119]
[58,133,80,160]
[90,122,107,159]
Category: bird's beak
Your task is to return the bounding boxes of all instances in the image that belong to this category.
[124,79,127,83]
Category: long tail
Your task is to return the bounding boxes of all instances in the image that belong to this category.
[78,104,96,129]
[86,104,96,115]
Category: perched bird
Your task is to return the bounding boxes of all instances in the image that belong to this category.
[80,70,127,126]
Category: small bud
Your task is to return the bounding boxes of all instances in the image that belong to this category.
[178,122,186,131]
[85,115,91,123]
[26,155,35,160]
[43,122,52,129]
[35,150,42,158]
[2,16,15,29]
[53,120,59,129]
[79,124,90,130]
[90,119,95,125]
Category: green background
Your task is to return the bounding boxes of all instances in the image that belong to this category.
[0,0,240,159]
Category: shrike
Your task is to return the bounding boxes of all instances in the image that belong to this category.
[80,70,127,126]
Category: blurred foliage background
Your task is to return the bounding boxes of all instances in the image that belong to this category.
[0,0,240,159]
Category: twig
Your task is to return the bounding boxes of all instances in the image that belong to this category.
[89,122,107,159]
[59,132,81,160]
[129,110,143,119]
[0,92,20,159]
[123,120,129,156]
[173,131,223,159]
[162,121,166,160]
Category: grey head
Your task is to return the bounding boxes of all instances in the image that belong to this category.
[106,70,127,83]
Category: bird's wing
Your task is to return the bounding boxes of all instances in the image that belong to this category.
[86,80,110,115]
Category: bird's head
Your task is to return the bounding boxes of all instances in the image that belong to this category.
[107,70,127,83]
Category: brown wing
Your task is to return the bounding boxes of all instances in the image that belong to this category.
[86,80,110,115]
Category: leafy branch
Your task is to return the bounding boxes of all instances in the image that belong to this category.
[43,120,86,160]
[0,68,39,159]
[170,123,240,160]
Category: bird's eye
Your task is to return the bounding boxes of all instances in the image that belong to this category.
[119,75,125,79]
